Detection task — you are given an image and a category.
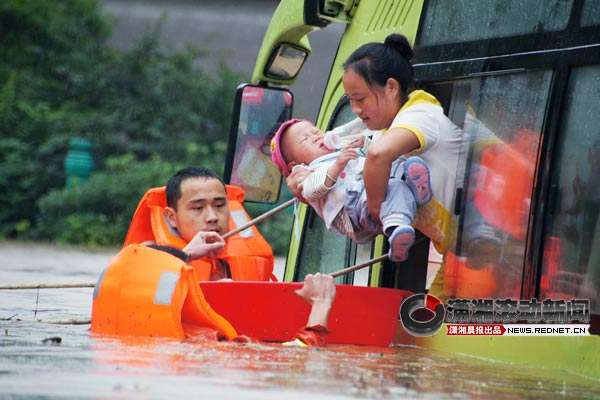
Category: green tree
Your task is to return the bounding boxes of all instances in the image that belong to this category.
[0,0,112,236]
[0,0,241,242]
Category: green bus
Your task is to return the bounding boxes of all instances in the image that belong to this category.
[223,0,600,379]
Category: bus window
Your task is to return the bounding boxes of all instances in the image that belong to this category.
[419,0,572,46]
[295,211,355,283]
[327,97,356,130]
[582,0,600,27]
[539,65,600,313]
[443,70,551,300]
[226,85,292,203]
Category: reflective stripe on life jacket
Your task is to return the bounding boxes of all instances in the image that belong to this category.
[123,185,276,282]
[91,244,237,339]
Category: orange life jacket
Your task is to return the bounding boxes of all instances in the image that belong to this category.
[472,129,538,241]
[123,185,276,281]
[443,251,498,298]
[90,243,238,339]
[445,130,539,299]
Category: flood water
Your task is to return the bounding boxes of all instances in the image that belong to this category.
[1,240,599,399]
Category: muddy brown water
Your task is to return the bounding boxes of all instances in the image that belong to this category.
[1,240,599,399]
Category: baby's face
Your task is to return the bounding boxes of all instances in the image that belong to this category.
[282,120,332,167]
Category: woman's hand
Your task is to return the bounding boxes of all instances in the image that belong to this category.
[286,166,311,203]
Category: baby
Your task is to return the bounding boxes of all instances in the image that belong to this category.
[270,118,432,262]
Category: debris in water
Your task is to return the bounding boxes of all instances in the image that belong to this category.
[42,336,62,345]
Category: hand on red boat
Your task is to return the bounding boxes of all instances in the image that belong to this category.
[295,273,336,305]
[295,273,336,328]
[183,231,226,260]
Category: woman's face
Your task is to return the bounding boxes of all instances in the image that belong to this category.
[342,69,399,131]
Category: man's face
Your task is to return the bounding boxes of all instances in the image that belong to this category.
[165,177,230,243]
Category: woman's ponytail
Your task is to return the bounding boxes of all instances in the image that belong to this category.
[384,33,414,61]
[343,33,414,93]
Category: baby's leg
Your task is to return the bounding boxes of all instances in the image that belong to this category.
[380,177,417,262]
[404,157,432,206]
[343,181,380,244]
[387,225,415,262]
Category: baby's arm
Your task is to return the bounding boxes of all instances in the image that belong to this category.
[302,167,334,202]
[302,149,358,202]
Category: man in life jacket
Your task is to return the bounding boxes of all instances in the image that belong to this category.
[93,166,335,346]
[125,165,276,281]
[156,166,334,345]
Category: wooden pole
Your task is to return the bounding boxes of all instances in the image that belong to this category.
[0,282,96,290]
[223,198,295,239]
[330,254,388,278]
[1,200,297,291]
[1,255,388,288]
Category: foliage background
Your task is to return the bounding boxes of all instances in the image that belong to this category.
[0,0,292,254]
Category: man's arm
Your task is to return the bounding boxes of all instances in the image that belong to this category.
[285,273,336,347]
[295,273,336,328]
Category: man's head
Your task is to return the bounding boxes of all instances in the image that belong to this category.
[164,166,230,243]
[270,119,332,176]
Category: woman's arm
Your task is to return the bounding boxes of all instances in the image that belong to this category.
[364,127,420,222]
